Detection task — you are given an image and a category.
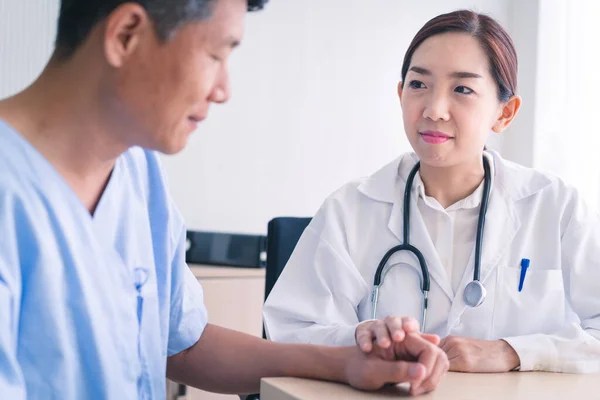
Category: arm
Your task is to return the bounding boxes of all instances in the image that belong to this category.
[439,191,600,373]
[502,196,600,373]
[166,323,447,395]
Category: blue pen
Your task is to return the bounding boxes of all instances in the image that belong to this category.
[518,258,530,292]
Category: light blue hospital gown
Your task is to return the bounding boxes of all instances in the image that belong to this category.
[0,120,208,399]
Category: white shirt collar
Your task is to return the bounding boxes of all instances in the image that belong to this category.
[413,152,495,211]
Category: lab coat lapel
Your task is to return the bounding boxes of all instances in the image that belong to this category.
[387,190,455,302]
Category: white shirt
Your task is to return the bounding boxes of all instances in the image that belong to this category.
[415,156,494,295]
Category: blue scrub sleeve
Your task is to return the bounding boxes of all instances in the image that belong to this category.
[0,191,26,398]
[167,226,209,356]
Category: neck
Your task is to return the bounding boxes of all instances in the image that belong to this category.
[0,56,127,213]
[419,156,485,209]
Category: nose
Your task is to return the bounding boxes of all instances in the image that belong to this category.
[422,90,450,122]
[208,66,231,104]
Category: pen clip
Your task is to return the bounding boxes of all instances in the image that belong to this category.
[518,258,530,292]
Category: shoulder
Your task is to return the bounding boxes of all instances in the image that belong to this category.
[491,150,573,202]
[491,151,591,231]
[310,154,411,233]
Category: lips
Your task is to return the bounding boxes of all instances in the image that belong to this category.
[420,130,452,138]
[188,115,205,123]
[419,130,453,144]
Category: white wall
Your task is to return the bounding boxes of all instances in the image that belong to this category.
[0,0,520,235]
[0,0,58,97]
[161,0,512,235]
[502,0,539,168]
[530,0,600,210]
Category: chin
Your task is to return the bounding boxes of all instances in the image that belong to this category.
[161,140,188,155]
[150,134,189,155]
[415,149,450,167]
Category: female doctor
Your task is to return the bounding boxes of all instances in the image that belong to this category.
[263,10,600,374]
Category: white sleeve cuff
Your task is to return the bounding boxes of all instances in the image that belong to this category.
[502,334,559,372]
[313,323,362,347]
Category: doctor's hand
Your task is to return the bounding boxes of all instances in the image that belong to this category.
[439,335,520,372]
[355,316,427,352]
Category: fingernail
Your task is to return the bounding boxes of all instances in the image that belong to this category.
[409,365,421,379]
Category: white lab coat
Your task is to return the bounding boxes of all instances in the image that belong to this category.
[263,151,600,373]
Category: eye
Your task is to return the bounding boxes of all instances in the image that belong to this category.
[455,85,474,95]
[408,80,426,89]
[210,54,223,62]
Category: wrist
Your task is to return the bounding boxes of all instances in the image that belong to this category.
[330,346,357,384]
[284,344,353,384]
[499,340,520,371]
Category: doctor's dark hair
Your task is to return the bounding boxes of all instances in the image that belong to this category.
[55,0,267,59]
[400,10,517,102]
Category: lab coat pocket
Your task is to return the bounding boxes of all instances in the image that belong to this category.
[493,266,566,339]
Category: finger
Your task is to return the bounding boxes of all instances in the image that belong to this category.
[421,333,440,346]
[355,325,375,353]
[373,321,392,348]
[411,350,449,395]
[371,343,396,362]
[439,336,453,352]
[401,317,419,333]
[439,336,447,348]
[384,316,406,342]
[402,333,440,379]
[375,359,426,387]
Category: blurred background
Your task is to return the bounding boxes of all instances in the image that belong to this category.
[1,0,599,235]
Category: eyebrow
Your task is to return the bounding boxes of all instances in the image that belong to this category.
[409,66,482,79]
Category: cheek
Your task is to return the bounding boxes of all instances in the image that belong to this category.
[401,100,421,127]
[178,55,217,98]
[114,68,163,128]
[453,101,493,137]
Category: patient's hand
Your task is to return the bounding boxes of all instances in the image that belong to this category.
[355,316,448,395]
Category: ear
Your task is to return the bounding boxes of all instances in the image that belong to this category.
[397,81,404,101]
[103,3,151,68]
[492,95,522,133]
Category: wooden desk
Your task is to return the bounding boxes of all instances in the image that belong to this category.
[168,264,266,400]
[261,372,600,400]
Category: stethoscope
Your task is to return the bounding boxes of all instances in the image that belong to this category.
[371,156,492,332]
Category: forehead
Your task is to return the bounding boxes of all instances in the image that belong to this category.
[200,0,245,43]
[166,0,245,47]
[409,32,490,76]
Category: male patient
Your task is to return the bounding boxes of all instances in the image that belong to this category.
[0,0,448,398]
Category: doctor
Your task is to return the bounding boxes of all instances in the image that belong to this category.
[263,9,600,374]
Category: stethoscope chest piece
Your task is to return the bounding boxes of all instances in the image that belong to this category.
[463,280,487,307]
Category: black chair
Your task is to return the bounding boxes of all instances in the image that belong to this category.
[244,217,312,400]
[263,217,312,306]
